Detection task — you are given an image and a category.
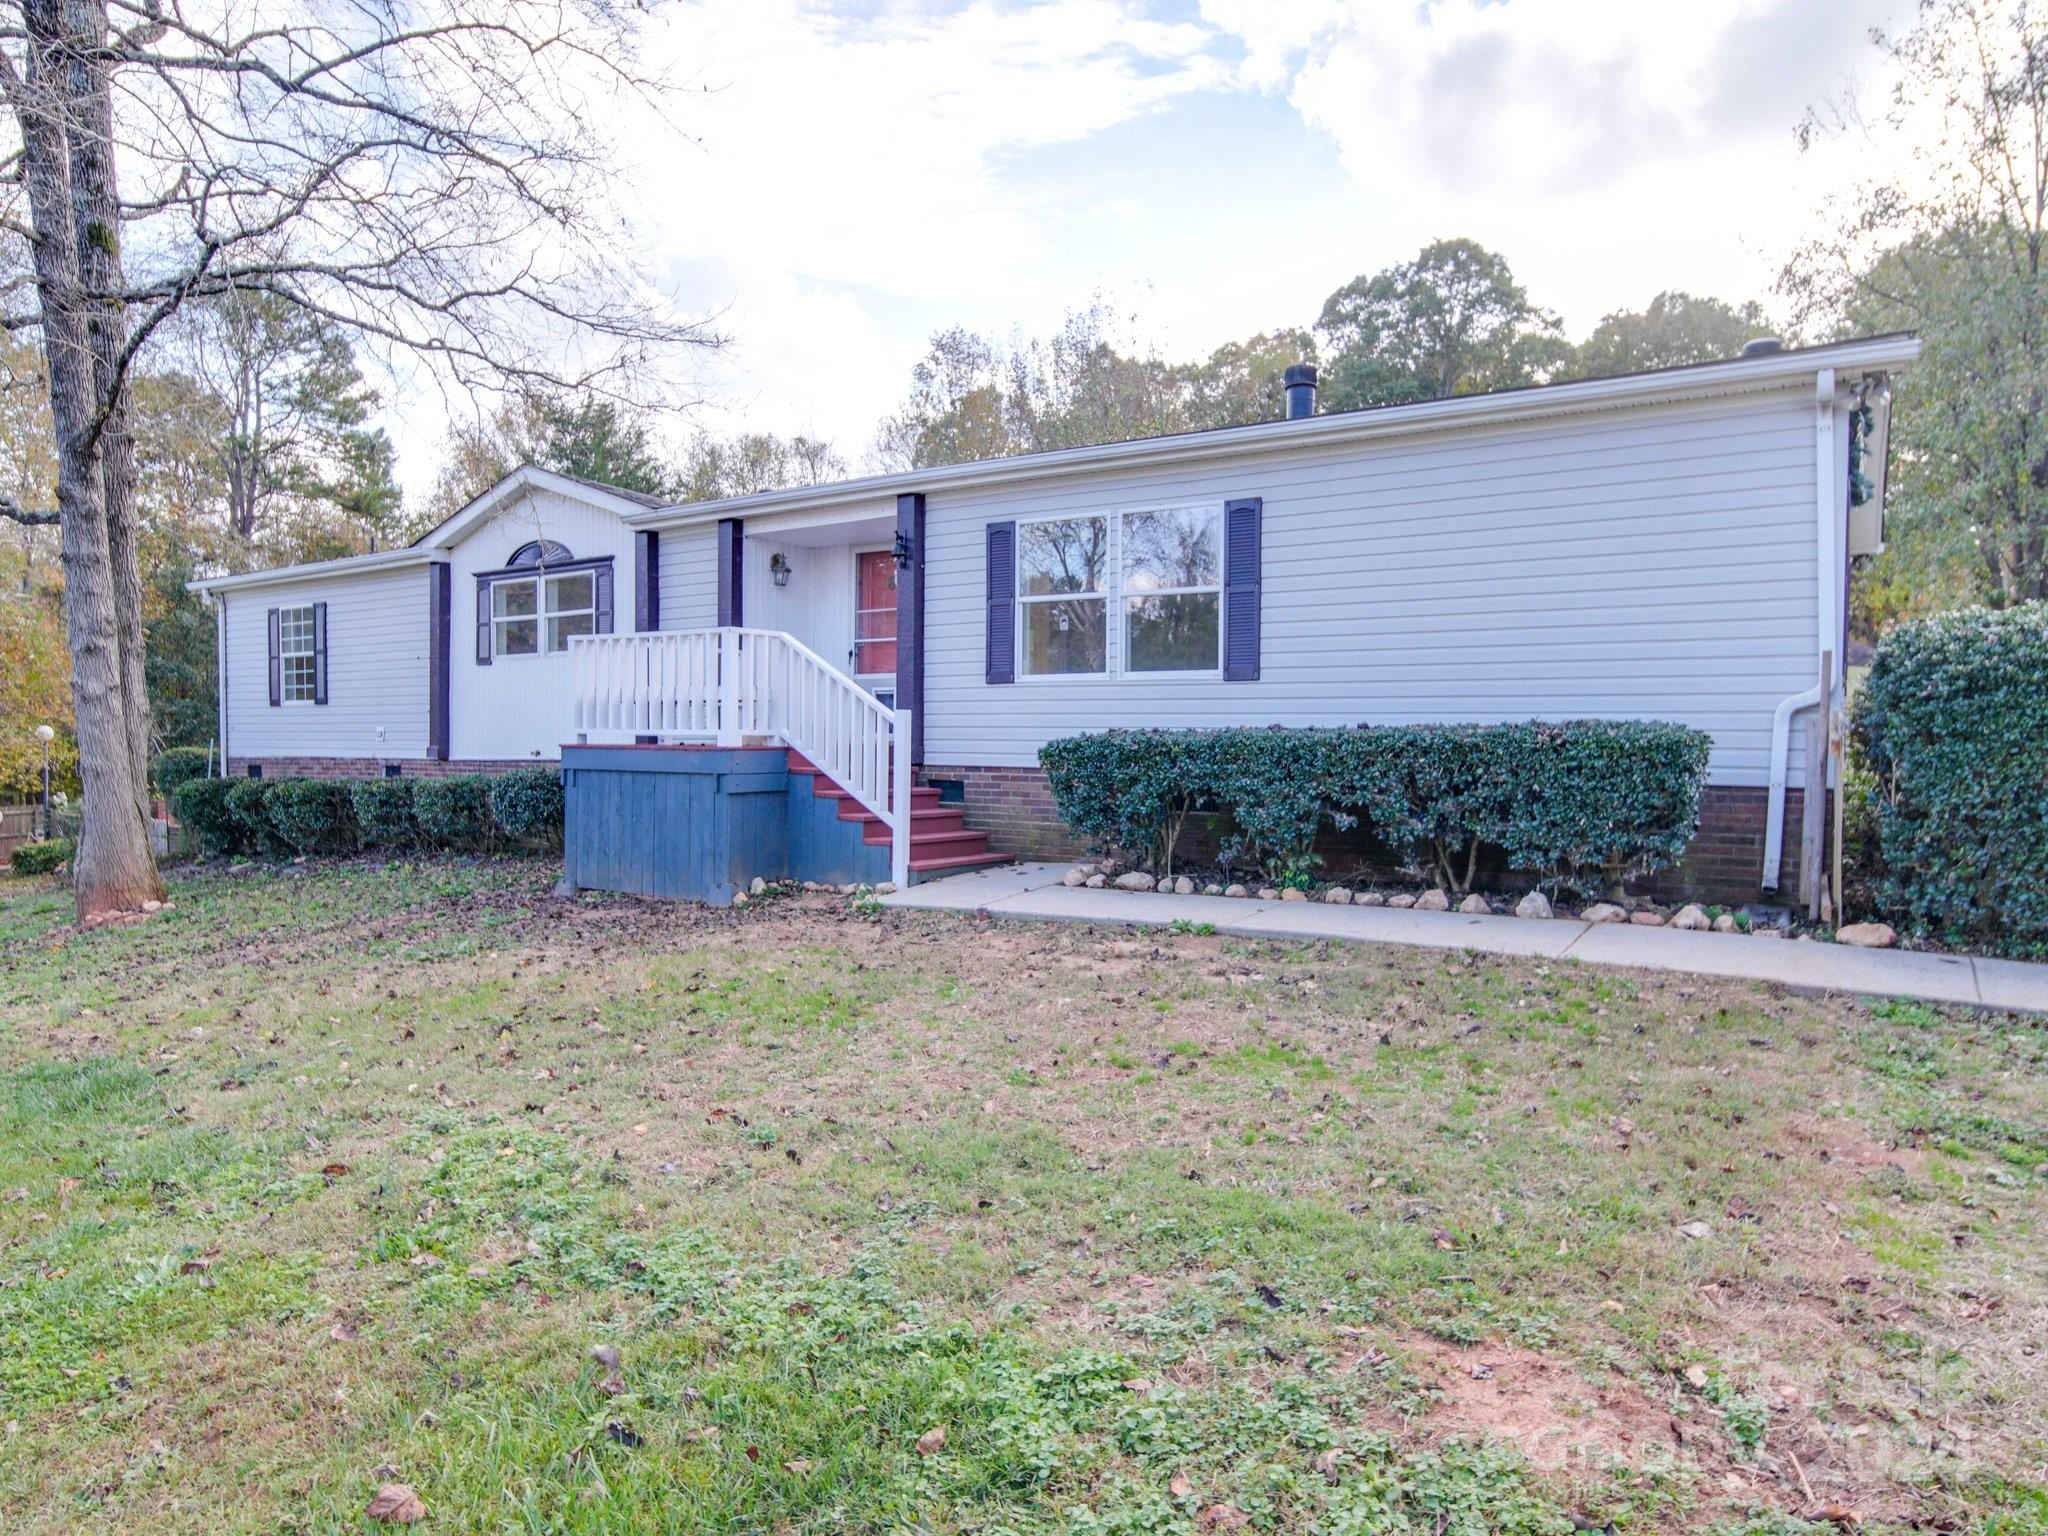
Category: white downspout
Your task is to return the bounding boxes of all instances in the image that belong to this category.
[213,591,229,778]
[1762,367,1838,889]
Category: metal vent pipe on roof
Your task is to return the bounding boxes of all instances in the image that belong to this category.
[1284,363,1318,419]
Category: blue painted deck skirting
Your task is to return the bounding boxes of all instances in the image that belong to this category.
[562,745,887,905]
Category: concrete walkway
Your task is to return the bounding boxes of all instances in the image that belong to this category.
[884,863,2048,1014]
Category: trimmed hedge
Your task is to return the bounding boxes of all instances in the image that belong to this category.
[267,779,359,855]
[414,775,496,851]
[154,746,213,798]
[1852,603,2048,955]
[1041,721,1711,895]
[351,778,419,849]
[489,766,566,849]
[174,768,566,862]
[173,777,241,855]
[225,778,288,855]
[9,839,72,876]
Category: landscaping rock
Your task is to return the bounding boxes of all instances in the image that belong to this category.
[749,877,767,896]
[1711,913,1739,933]
[1387,893,1416,908]
[1581,902,1626,924]
[730,892,748,908]
[1256,887,1280,901]
[1456,893,1490,915]
[1629,910,1666,927]
[874,882,897,895]
[1202,884,1224,896]
[1114,872,1156,892]
[1413,889,1450,912]
[1085,874,1108,889]
[1356,891,1386,907]
[1751,925,1783,939]
[1061,869,1089,888]
[1223,883,1248,898]
[1324,887,1353,904]
[1280,887,1307,902]
[1669,904,1711,931]
[1836,921,1898,948]
[1514,891,1553,920]
[1173,876,1196,896]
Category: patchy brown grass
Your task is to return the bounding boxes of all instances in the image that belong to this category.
[0,860,2043,1534]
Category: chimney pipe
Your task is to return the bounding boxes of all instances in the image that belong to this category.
[1284,363,1318,420]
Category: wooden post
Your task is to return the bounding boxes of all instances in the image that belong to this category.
[1800,649,1831,922]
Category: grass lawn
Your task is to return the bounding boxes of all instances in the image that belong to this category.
[0,858,2044,1535]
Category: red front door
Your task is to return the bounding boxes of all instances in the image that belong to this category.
[854,550,897,676]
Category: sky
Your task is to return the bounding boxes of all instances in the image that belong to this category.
[394,0,1923,492]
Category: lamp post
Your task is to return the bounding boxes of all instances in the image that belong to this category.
[34,724,54,841]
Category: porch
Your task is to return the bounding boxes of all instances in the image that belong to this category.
[561,626,1004,903]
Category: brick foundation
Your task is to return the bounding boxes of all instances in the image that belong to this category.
[919,763,1818,907]
[228,756,543,780]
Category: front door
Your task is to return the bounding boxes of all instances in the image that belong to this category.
[853,549,898,702]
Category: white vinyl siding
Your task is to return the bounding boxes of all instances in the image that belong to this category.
[222,567,429,758]
[921,389,1820,786]
[449,487,635,761]
[657,524,719,631]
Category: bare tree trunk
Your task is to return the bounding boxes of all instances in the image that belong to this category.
[12,0,161,918]
[64,0,154,826]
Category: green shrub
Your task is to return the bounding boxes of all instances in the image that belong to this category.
[224,777,290,856]
[488,766,564,849]
[265,778,358,855]
[1039,721,1711,893]
[414,774,496,851]
[1038,731,1207,875]
[172,777,241,855]
[9,839,73,876]
[1852,603,2048,955]
[351,778,418,849]
[152,746,212,798]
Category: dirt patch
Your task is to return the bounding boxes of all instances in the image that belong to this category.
[1398,1335,1688,1476]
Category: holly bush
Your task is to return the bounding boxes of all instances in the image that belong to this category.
[1853,603,2048,955]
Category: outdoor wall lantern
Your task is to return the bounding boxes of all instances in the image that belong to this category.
[768,551,792,587]
[891,529,913,569]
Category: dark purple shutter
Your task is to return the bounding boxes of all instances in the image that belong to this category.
[311,601,329,704]
[267,607,281,705]
[1223,497,1262,682]
[475,576,492,664]
[634,530,660,631]
[594,563,615,634]
[717,518,744,627]
[985,520,1016,685]
[428,564,451,759]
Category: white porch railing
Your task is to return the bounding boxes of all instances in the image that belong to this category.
[570,627,913,887]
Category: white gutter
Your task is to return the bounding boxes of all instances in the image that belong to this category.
[212,591,228,777]
[188,543,432,596]
[1762,367,1843,890]
[631,334,1922,530]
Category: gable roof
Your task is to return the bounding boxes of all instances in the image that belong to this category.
[634,332,1919,529]
[191,464,669,596]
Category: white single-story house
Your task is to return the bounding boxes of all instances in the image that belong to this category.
[191,333,1915,900]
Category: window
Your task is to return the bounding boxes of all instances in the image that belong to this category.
[1018,515,1108,676]
[1015,507,1220,677]
[490,572,595,657]
[854,550,898,674]
[279,604,318,702]
[1121,506,1221,674]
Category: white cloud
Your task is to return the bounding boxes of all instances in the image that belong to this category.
[1202,0,1918,332]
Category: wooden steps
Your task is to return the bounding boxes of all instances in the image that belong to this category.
[785,751,1010,879]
